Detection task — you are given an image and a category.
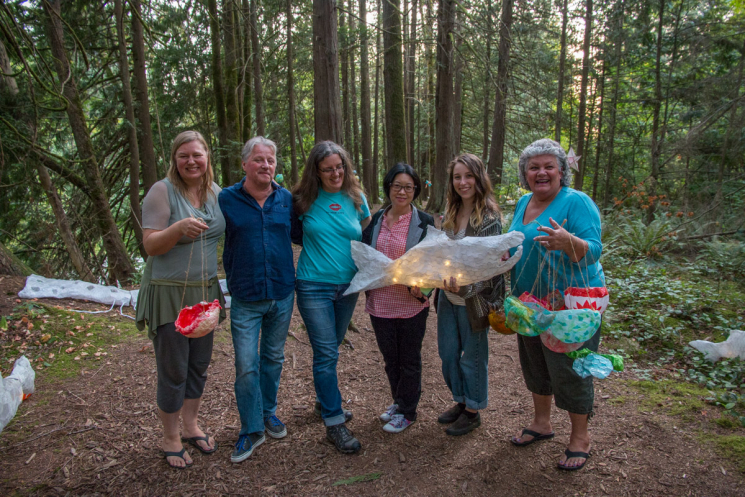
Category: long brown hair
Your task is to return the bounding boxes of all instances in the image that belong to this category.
[442,153,500,231]
[292,141,365,215]
[167,131,216,205]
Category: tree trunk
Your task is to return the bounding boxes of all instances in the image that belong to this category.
[452,26,464,155]
[44,0,135,284]
[602,0,624,208]
[130,0,158,193]
[482,0,492,162]
[554,0,569,143]
[359,0,373,194]
[251,0,265,136]
[349,0,360,167]
[114,0,145,257]
[425,0,435,188]
[207,0,231,185]
[313,0,343,143]
[242,0,253,142]
[591,59,607,202]
[36,164,96,282]
[646,0,664,225]
[0,240,32,277]
[287,0,298,186]
[406,0,418,166]
[383,0,407,166]
[573,0,592,190]
[372,0,382,202]
[430,0,456,213]
[487,0,513,185]
[223,0,241,169]
[341,6,350,148]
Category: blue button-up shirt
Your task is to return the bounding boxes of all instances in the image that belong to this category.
[219,178,295,302]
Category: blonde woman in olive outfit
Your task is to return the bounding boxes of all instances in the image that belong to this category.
[362,163,434,433]
[137,131,226,469]
[437,153,504,436]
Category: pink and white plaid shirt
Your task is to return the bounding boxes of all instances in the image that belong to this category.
[365,211,430,319]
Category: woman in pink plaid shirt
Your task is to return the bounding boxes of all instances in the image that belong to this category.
[361,163,435,434]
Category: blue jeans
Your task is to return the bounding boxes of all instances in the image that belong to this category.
[231,292,295,436]
[295,279,359,426]
[437,292,489,410]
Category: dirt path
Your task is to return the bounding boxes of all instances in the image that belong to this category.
[1,293,744,496]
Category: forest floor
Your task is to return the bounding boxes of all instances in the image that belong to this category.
[1,268,745,496]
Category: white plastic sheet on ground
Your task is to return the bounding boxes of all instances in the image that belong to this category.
[0,356,35,434]
[689,330,745,362]
[18,274,232,309]
[345,228,525,295]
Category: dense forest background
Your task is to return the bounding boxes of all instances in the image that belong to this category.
[0,0,743,284]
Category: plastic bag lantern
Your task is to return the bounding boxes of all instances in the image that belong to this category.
[505,294,601,344]
[488,308,515,335]
[175,299,222,338]
[0,356,35,434]
[345,229,525,295]
[540,330,585,353]
[564,287,609,313]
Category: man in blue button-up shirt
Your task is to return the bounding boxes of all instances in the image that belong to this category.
[218,136,295,464]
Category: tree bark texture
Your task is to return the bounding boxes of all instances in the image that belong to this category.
[287,0,298,185]
[487,0,513,185]
[36,163,96,282]
[312,0,343,143]
[130,0,158,192]
[341,6,351,149]
[207,0,231,185]
[482,0,491,162]
[603,0,624,208]
[406,0,417,166]
[383,0,407,165]
[359,0,373,195]
[251,0,265,136]
[223,0,241,170]
[349,0,360,167]
[44,0,135,284]
[554,0,569,143]
[591,59,607,202]
[0,240,32,277]
[242,0,253,142]
[114,0,144,257]
[430,0,456,213]
[452,27,463,156]
[573,0,592,191]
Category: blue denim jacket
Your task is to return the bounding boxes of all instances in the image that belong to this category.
[219,179,295,302]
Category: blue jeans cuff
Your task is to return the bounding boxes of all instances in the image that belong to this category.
[324,414,346,427]
[465,398,488,410]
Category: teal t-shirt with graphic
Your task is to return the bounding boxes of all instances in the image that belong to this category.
[296,189,371,284]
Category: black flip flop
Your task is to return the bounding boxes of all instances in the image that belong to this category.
[511,428,555,447]
[557,449,590,471]
[163,448,193,469]
[182,434,218,454]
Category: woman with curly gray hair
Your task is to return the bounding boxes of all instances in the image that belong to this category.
[506,139,605,471]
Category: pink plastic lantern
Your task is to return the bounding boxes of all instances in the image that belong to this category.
[175,299,222,338]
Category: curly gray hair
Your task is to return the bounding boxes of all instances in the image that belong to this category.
[517,139,572,190]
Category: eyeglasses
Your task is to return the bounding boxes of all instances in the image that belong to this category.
[319,165,345,174]
[391,183,415,193]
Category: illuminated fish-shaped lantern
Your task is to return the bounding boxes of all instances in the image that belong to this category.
[344,228,524,295]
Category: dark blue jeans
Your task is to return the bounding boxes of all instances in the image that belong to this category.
[295,279,359,426]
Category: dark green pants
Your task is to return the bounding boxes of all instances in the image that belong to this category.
[517,326,601,415]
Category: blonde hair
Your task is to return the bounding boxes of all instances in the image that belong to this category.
[167,131,216,205]
[292,141,365,215]
[442,153,500,231]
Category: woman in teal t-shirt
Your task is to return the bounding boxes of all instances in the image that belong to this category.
[507,139,604,472]
[291,141,371,455]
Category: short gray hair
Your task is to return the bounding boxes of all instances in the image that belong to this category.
[517,139,572,190]
[241,136,277,162]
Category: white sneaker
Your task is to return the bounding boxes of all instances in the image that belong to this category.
[383,414,413,434]
[379,403,398,422]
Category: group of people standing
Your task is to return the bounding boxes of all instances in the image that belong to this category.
[136,132,604,473]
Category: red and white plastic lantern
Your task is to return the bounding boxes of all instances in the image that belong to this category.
[563,287,609,314]
[175,299,222,338]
